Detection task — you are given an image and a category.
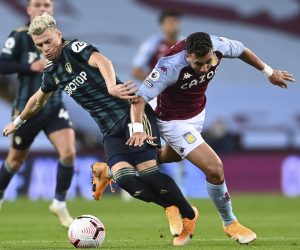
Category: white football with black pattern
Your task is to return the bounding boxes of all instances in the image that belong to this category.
[68,214,105,248]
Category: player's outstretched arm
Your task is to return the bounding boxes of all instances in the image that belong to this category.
[88,52,137,99]
[3,88,51,137]
[239,48,295,88]
[126,96,156,147]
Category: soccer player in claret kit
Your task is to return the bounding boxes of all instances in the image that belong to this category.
[130,11,186,199]
[3,13,199,246]
[0,0,74,228]
[127,32,295,244]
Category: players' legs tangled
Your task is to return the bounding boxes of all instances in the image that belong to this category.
[92,161,184,236]
[112,162,168,206]
[96,107,198,241]
[136,159,197,237]
[110,161,183,237]
[136,161,195,220]
[110,158,197,239]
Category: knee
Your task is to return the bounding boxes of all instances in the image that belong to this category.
[205,160,224,184]
[59,148,76,165]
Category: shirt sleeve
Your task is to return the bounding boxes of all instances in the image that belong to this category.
[0,31,21,60]
[0,31,31,74]
[41,73,58,93]
[210,35,245,58]
[68,40,100,62]
[0,60,31,74]
[132,35,161,71]
[137,57,180,102]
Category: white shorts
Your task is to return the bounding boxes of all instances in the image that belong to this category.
[157,109,206,158]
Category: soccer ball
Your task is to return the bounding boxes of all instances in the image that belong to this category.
[68,215,105,248]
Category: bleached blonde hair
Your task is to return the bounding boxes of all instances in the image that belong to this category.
[28,13,57,35]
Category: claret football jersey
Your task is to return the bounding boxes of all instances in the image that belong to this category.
[137,35,245,121]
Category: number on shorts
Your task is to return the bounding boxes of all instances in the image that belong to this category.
[58,108,69,120]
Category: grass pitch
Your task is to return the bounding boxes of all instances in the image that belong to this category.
[0,194,299,250]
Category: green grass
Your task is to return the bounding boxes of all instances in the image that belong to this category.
[0,194,299,249]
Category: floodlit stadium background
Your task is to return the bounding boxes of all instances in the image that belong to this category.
[0,0,300,200]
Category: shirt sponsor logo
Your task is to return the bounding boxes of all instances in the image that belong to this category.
[183,132,196,144]
[180,69,217,89]
[149,69,160,81]
[64,71,87,96]
[71,41,87,53]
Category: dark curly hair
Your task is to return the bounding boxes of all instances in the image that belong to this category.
[186,32,212,57]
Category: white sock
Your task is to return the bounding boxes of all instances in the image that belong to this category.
[52,198,66,208]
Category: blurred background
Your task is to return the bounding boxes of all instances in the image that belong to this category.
[0,0,300,200]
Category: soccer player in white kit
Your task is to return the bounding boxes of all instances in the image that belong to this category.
[127,32,295,245]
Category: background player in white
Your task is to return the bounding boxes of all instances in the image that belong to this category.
[127,32,295,244]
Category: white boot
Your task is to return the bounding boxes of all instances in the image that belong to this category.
[49,199,73,228]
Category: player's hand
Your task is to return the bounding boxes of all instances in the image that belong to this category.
[30,59,47,73]
[108,81,138,100]
[126,132,157,147]
[2,122,17,137]
[269,69,295,89]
